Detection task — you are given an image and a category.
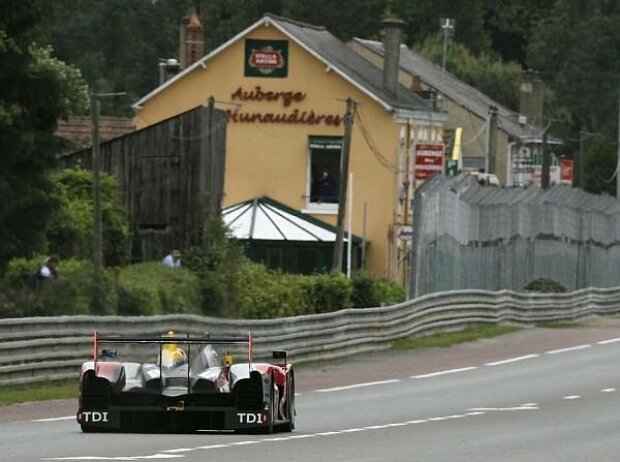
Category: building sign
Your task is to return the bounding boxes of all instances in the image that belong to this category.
[227,86,343,126]
[560,158,574,185]
[415,144,445,180]
[245,39,288,78]
[511,146,571,186]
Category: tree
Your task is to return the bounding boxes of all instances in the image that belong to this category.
[0,1,88,272]
[46,169,131,266]
[527,0,620,193]
[414,34,522,111]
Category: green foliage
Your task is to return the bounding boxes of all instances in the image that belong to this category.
[185,215,246,316]
[393,323,521,350]
[116,263,201,316]
[0,258,200,318]
[305,272,353,313]
[0,1,88,271]
[414,34,522,110]
[46,168,131,265]
[0,257,115,317]
[351,271,406,307]
[524,277,568,294]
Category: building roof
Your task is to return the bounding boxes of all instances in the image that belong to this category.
[352,38,548,142]
[223,196,361,243]
[55,116,135,147]
[134,14,441,118]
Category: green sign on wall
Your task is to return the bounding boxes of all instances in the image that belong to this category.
[244,39,288,78]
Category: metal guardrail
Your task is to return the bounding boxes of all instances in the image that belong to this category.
[1,287,620,386]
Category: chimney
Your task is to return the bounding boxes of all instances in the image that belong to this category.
[381,18,405,97]
[519,70,544,129]
[179,8,205,69]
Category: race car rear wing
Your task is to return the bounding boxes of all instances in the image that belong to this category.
[92,330,253,376]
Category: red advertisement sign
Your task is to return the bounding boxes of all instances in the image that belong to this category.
[560,158,574,184]
[415,144,445,180]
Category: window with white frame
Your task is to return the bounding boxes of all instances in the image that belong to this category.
[307,136,342,210]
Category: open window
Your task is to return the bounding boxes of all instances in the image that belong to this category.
[307,136,342,211]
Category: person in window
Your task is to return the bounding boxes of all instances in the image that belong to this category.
[312,165,337,203]
[162,249,182,268]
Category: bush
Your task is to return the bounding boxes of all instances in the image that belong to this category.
[46,169,131,266]
[116,262,202,315]
[0,257,117,317]
[351,272,406,307]
[524,277,568,293]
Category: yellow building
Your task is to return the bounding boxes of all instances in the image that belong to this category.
[134,14,446,282]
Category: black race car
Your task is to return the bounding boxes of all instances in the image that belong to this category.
[77,331,295,433]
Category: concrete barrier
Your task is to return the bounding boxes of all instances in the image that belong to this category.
[1,287,619,385]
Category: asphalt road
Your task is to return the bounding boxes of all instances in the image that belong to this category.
[2,319,620,461]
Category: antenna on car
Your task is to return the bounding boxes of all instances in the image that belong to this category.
[248,331,252,375]
[93,330,98,366]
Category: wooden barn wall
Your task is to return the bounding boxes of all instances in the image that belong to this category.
[63,106,227,262]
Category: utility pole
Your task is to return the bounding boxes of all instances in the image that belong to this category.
[89,91,103,288]
[617,90,620,198]
[541,125,550,189]
[90,89,125,311]
[439,18,455,71]
[332,98,356,272]
[579,126,585,189]
[487,105,498,174]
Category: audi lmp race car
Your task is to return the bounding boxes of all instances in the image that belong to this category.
[77,331,295,433]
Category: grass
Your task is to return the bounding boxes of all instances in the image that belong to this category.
[393,324,522,350]
[536,321,581,329]
[0,379,77,407]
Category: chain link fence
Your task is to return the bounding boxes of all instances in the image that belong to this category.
[410,175,620,297]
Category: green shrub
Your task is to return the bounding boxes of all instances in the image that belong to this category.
[184,216,247,317]
[351,272,406,307]
[524,277,568,293]
[0,257,117,317]
[305,272,353,313]
[116,262,202,316]
[46,169,131,266]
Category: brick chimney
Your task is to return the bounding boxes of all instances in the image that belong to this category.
[519,70,544,129]
[381,18,405,97]
[179,8,204,69]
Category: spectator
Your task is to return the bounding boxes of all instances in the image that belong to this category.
[162,249,182,268]
[29,255,60,290]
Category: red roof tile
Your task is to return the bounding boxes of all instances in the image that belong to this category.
[56,116,135,146]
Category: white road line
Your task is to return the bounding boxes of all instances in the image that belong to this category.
[196,445,229,449]
[466,411,486,416]
[485,354,539,366]
[564,395,581,400]
[342,428,367,433]
[521,403,538,407]
[315,431,341,436]
[160,448,195,453]
[315,379,401,393]
[411,366,478,379]
[289,434,316,439]
[602,388,616,393]
[598,337,620,345]
[33,415,75,423]
[427,416,450,421]
[546,344,591,355]
[229,441,260,446]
